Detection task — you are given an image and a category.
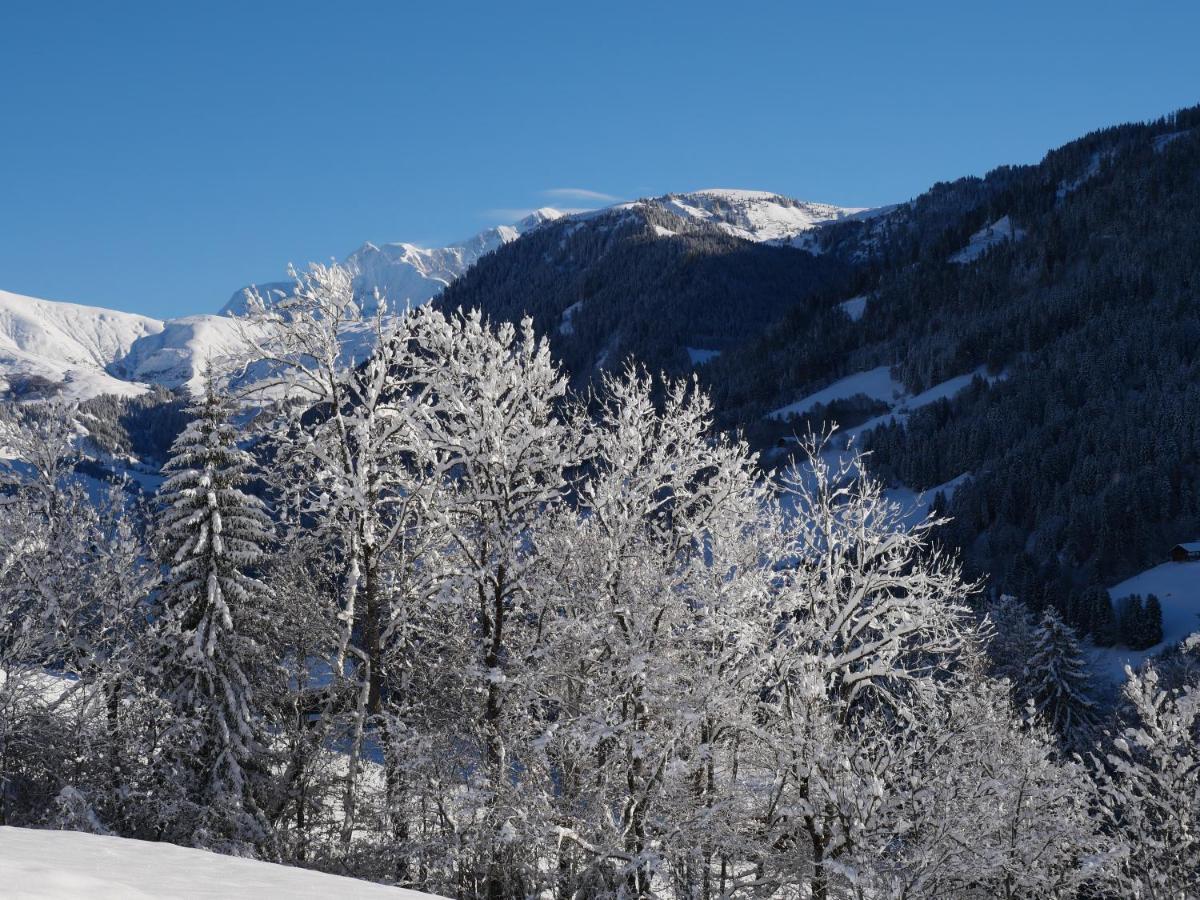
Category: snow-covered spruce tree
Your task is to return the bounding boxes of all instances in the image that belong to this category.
[152,374,277,854]
[984,593,1037,691]
[1095,652,1200,899]
[1026,608,1099,750]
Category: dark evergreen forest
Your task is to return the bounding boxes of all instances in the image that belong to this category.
[439,105,1200,642]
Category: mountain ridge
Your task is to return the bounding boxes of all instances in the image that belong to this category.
[0,191,862,400]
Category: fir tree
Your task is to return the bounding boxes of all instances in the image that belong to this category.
[153,374,276,853]
[1087,586,1118,647]
[1143,594,1164,647]
[1026,608,1099,749]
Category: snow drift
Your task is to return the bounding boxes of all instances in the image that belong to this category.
[0,827,442,899]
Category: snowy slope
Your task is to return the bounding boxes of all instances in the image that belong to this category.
[646,189,864,242]
[112,314,270,394]
[1088,559,1200,682]
[0,289,163,400]
[224,209,565,315]
[949,215,1025,263]
[0,827,441,899]
[769,366,904,420]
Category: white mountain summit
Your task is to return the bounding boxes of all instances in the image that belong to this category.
[643,189,865,242]
[222,208,566,316]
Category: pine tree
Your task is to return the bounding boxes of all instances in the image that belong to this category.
[153,374,276,853]
[1026,609,1099,749]
[1087,586,1118,647]
[1143,594,1164,647]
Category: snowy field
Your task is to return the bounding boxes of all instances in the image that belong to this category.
[0,827,441,899]
[1088,559,1200,681]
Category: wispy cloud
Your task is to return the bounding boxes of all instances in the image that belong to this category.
[542,187,620,203]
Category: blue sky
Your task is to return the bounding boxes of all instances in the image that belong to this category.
[2,1,1199,318]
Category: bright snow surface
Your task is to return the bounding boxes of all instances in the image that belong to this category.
[769,366,904,420]
[838,295,868,321]
[949,216,1025,264]
[651,190,864,243]
[0,827,443,899]
[223,209,565,317]
[0,289,162,400]
[1088,559,1200,682]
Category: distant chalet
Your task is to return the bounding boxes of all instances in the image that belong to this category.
[1169,542,1200,563]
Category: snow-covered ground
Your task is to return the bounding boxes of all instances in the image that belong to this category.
[838,295,868,321]
[771,364,1005,430]
[686,346,721,365]
[949,215,1025,264]
[769,366,904,420]
[650,189,865,243]
[0,827,441,899]
[1087,559,1200,682]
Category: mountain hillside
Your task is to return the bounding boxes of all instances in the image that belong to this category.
[636,189,864,241]
[440,105,1200,644]
[0,289,162,399]
[436,197,861,380]
[714,111,1200,630]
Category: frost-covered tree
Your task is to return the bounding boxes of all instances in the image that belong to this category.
[403,308,586,898]
[238,265,445,856]
[748,436,980,900]
[864,678,1111,899]
[152,376,277,853]
[1095,653,1200,899]
[539,368,776,898]
[985,593,1037,690]
[1026,608,1099,749]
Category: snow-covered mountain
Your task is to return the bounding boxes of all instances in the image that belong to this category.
[110,314,273,395]
[223,208,566,316]
[0,289,163,399]
[640,189,865,242]
[0,192,862,401]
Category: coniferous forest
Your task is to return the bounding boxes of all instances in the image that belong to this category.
[1,262,1198,898]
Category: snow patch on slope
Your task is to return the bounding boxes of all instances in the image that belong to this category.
[769,366,904,420]
[686,347,721,365]
[838,295,868,321]
[949,216,1025,264]
[113,315,267,394]
[0,826,441,899]
[1088,559,1200,683]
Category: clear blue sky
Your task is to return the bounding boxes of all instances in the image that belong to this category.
[2,1,1198,318]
